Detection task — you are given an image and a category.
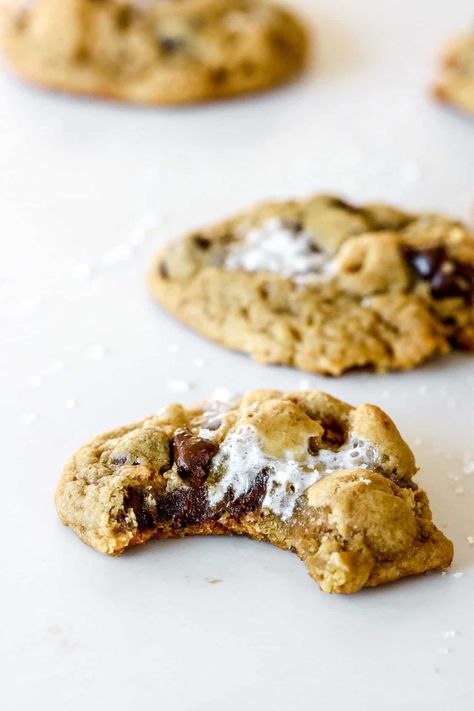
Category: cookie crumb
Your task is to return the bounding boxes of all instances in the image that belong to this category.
[467,536,474,545]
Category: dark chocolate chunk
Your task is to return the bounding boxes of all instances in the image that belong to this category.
[229,469,269,519]
[155,487,212,528]
[404,246,445,280]
[172,430,218,488]
[430,261,474,299]
[193,235,212,250]
[308,436,319,455]
[159,36,184,54]
[405,246,474,301]
[123,488,157,532]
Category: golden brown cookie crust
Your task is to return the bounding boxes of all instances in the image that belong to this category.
[435,32,474,116]
[0,0,308,104]
[149,194,474,375]
[56,389,453,594]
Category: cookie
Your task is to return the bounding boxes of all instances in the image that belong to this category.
[56,389,453,594]
[0,0,308,104]
[435,32,474,116]
[149,194,474,375]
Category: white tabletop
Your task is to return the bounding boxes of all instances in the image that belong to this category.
[1,1,474,709]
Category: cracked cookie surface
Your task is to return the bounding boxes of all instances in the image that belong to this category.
[0,0,308,103]
[149,194,474,375]
[56,389,453,594]
[435,32,474,116]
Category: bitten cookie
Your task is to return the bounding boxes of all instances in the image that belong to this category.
[0,0,308,104]
[149,194,474,375]
[56,389,453,594]
[435,32,474,116]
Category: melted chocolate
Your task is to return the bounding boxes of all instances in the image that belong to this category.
[123,488,157,531]
[229,469,269,519]
[123,470,272,533]
[172,430,218,488]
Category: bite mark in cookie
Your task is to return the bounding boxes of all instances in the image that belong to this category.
[56,389,453,594]
[149,194,474,374]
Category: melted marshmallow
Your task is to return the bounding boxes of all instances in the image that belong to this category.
[224,219,334,280]
[208,425,382,520]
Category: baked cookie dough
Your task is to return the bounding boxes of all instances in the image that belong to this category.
[56,389,453,594]
[150,194,474,375]
[0,0,308,104]
[435,32,474,116]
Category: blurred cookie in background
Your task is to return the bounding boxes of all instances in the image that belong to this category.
[0,0,308,104]
[435,31,474,116]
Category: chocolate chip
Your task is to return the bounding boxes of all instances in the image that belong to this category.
[320,418,347,448]
[193,235,211,250]
[159,36,184,54]
[115,5,133,30]
[155,488,213,528]
[308,436,319,455]
[405,246,474,301]
[404,246,445,280]
[229,469,268,519]
[210,67,228,85]
[172,430,218,488]
[158,261,169,279]
[430,261,474,299]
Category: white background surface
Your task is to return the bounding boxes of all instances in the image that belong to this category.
[1,1,474,709]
